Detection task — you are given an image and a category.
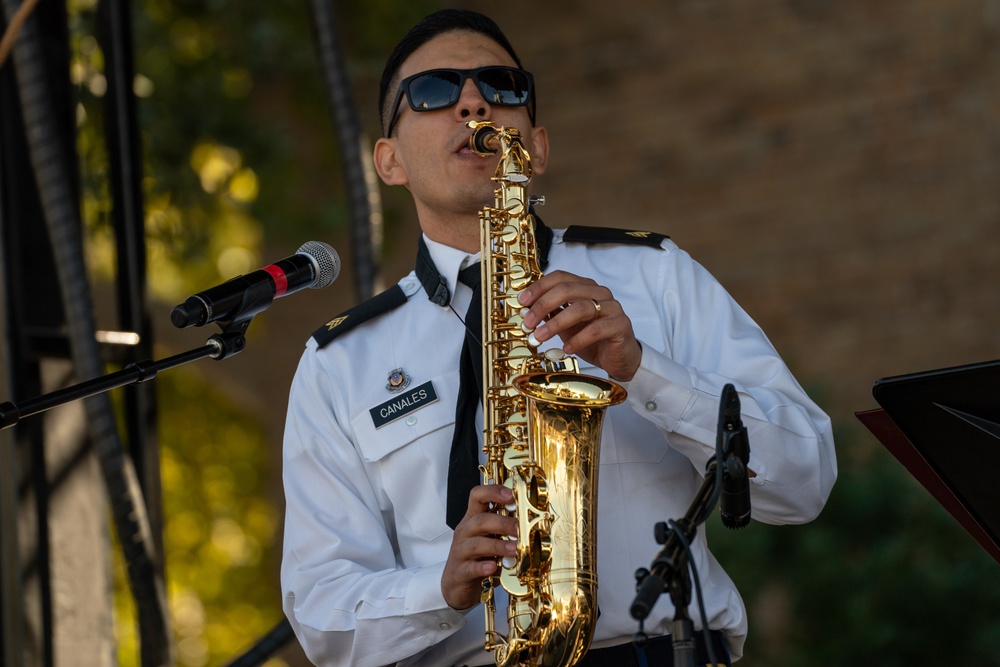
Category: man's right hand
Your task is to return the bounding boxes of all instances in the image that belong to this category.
[441,484,519,610]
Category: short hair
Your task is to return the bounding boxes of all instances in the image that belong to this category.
[378,9,529,136]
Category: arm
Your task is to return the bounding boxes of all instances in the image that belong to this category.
[517,247,836,525]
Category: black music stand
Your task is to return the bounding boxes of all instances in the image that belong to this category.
[856,359,1000,566]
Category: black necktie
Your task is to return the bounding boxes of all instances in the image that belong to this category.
[446,263,483,529]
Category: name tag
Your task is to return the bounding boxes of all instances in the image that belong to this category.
[369,381,438,429]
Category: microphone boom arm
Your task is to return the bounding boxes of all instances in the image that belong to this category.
[0,319,251,431]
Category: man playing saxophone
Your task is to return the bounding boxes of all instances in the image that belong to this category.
[280,9,837,667]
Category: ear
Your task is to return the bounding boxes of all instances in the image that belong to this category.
[373,137,408,187]
[527,125,549,176]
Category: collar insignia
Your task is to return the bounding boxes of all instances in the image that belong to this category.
[325,315,349,331]
[386,368,411,393]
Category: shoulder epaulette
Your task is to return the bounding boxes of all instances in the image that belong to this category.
[312,284,408,348]
[562,225,669,248]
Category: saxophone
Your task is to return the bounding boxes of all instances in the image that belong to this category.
[468,121,627,667]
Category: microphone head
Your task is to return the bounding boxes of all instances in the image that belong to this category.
[297,241,341,289]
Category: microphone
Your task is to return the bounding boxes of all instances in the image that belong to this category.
[717,384,751,530]
[170,241,340,328]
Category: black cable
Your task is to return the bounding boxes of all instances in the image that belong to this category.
[221,619,294,667]
[666,519,720,667]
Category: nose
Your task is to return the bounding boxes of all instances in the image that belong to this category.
[454,76,490,123]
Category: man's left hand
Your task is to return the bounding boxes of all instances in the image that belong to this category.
[518,270,642,382]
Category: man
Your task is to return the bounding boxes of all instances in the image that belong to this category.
[281,9,836,667]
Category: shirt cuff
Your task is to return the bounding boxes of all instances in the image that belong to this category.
[622,343,696,432]
[404,562,468,632]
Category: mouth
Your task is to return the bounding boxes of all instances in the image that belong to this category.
[453,134,474,154]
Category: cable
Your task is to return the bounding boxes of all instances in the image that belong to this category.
[666,519,720,667]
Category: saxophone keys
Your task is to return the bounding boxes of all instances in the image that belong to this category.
[499,223,519,243]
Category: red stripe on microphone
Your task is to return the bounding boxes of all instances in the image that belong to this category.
[263,264,289,296]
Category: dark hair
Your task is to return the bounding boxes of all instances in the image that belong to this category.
[378,9,528,135]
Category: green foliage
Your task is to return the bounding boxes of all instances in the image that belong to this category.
[707,424,1000,666]
[112,365,281,667]
[71,2,432,665]
[159,366,280,667]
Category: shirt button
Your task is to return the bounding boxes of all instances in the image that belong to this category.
[406,416,417,426]
[644,401,657,411]
[439,622,451,630]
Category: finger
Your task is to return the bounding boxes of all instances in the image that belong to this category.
[532,294,618,345]
[452,533,518,563]
[560,314,621,354]
[465,484,514,517]
[454,511,519,542]
[518,272,601,323]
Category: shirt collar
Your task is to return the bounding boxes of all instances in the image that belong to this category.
[414,214,553,306]
[415,234,480,307]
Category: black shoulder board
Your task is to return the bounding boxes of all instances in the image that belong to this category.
[562,225,668,248]
[312,284,408,349]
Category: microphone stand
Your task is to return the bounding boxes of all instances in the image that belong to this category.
[0,316,253,430]
[630,458,723,667]
[629,384,749,667]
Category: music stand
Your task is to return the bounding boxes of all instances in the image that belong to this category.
[856,359,1000,566]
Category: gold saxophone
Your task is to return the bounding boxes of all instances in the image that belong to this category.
[467,120,627,667]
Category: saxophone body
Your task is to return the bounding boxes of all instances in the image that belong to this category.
[468,121,627,667]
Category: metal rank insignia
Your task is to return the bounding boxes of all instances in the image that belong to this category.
[386,368,411,393]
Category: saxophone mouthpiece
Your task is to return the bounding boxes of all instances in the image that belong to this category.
[468,120,499,157]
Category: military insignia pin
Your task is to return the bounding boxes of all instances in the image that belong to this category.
[386,368,411,393]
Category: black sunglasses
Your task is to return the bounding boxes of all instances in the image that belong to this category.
[384,66,535,137]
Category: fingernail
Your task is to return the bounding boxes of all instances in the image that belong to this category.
[517,289,531,305]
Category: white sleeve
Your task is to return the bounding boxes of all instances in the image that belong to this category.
[280,348,467,667]
[622,247,837,525]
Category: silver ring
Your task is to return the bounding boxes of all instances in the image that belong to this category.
[591,299,602,319]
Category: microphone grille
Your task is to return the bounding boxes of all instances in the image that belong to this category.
[297,241,341,288]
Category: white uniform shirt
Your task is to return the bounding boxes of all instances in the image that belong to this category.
[281,229,837,667]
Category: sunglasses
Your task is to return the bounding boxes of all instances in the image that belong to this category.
[384,66,535,137]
